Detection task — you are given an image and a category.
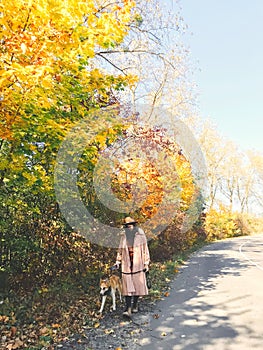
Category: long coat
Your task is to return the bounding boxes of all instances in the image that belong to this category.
[116,228,150,296]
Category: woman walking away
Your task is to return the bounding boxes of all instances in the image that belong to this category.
[115,217,150,317]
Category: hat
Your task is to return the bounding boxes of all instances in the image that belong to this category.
[123,216,137,226]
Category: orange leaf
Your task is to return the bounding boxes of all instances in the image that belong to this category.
[10,326,17,337]
[51,323,61,329]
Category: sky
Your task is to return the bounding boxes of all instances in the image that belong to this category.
[175,0,263,153]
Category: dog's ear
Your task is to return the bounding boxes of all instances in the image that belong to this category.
[100,276,109,283]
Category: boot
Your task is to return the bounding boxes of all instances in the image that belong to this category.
[122,307,132,317]
[132,296,139,313]
[123,296,132,317]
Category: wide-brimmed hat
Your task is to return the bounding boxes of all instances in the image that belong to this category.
[123,216,137,226]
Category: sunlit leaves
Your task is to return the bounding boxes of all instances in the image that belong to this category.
[107,125,195,222]
[0,0,136,139]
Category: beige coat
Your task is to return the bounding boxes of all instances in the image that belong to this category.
[116,228,150,296]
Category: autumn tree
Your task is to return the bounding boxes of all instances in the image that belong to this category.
[0,0,137,190]
[236,150,263,213]
[91,0,192,115]
[0,0,206,289]
[0,0,137,282]
[184,115,263,239]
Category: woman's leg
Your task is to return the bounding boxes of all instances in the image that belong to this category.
[132,296,139,313]
[123,296,132,316]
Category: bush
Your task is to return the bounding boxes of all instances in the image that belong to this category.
[149,212,207,261]
[205,206,244,240]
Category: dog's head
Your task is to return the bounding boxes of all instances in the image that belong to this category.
[100,277,110,296]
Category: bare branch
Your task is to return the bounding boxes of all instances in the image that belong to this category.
[96,49,176,70]
[96,53,128,75]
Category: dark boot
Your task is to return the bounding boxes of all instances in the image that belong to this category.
[132,296,139,313]
[123,296,132,317]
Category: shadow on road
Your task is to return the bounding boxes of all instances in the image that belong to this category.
[139,237,263,349]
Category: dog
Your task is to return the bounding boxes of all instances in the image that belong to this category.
[99,274,122,313]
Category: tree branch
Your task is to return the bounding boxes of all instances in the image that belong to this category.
[96,49,176,70]
[96,53,128,75]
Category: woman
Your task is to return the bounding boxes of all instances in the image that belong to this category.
[115,217,150,317]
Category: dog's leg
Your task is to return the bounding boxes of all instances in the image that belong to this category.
[111,288,116,311]
[118,287,122,302]
[99,295,107,313]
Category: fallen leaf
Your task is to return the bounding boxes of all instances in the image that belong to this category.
[10,326,17,337]
[7,338,24,349]
[164,292,170,297]
[39,327,49,335]
[0,315,9,323]
[52,323,61,329]
[160,265,166,271]
[93,322,100,328]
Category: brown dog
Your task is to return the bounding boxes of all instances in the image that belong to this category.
[99,274,122,313]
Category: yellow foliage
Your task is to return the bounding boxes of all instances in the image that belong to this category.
[0,0,136,138]
[113,157,164,218]
[205,205,241,240]
[0,0,134,78]
[110,127,196,228]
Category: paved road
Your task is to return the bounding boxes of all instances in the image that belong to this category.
[138,234,263,350]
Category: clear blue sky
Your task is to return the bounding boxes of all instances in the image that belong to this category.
[177,0,263,152]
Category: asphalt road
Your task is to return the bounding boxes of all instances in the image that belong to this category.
[138,234,263,350]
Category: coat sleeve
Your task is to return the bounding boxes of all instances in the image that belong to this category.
[116,235,124,263]
[143,241,150,266]
[139,229,150,266]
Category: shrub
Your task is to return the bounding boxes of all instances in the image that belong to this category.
[205,206,242,240]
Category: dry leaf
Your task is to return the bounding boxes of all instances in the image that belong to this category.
[10,326,17,337]
[52,323,61,329]
[7,338,24,349]
[0,315,9,323]
[39,326,49,335]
